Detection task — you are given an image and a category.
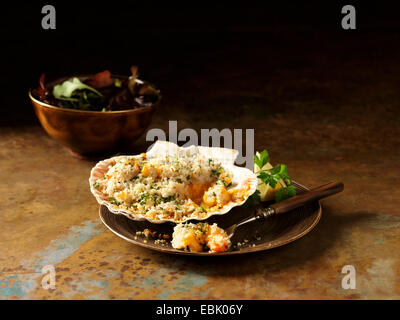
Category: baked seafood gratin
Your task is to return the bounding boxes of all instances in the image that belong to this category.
[89,141,258,223]
[172,222,231,253]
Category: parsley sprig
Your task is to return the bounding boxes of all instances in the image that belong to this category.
[275,185,297,202]
[257,164,291,188]
[108,197,121,205]
[254,150,270,169]
[139,193,152,205]
[251,150,297,203]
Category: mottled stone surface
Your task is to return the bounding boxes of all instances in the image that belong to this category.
[1,23,400,299]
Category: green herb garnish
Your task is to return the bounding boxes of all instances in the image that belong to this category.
[211,167,222,177]
[257,164,291,188]
[108,197,120,205]
[139,193,152,205]
[275,185,297,203]
[254,150,296,203]
[161,194,176,203]
[197,223,208,233]
[254,150,270,169]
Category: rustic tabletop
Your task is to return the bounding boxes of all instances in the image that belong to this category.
[1,18,400,299]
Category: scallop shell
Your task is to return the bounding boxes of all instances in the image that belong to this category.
[89,141,258,224]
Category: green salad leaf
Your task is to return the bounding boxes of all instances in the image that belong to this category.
[53,77,102,99]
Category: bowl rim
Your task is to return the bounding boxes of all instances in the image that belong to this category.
[28,76,161,115]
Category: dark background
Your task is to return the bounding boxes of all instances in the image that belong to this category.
[1,2,400,126]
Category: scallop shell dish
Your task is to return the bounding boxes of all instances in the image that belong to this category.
[89,141,258,224]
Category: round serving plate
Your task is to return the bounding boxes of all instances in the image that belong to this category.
[99,181,322,256]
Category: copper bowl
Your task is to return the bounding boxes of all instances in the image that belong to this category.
[29,76,161,159]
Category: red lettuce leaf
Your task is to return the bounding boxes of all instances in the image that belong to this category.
[35,73,48,99]
[86,70,113,88]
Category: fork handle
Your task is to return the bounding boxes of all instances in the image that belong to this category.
[256,182,344,217]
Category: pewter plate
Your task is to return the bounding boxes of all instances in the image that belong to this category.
[99,181,321,256]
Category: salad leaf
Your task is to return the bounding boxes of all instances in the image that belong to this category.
[53,77,102,99]
[86,70,113,88]
[34,66,160,112]
[128,65,138,95]
[109,87,136,110]
[36,73,48,99]
[114,79,122,87]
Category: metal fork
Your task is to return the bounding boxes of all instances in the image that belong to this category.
[225,181,344,239]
